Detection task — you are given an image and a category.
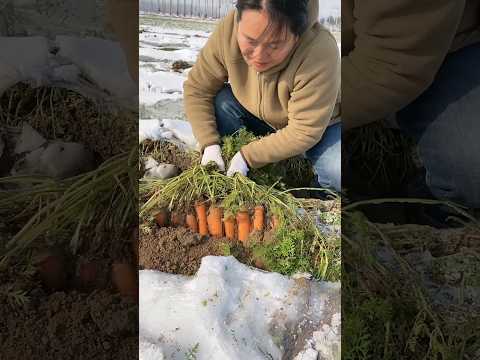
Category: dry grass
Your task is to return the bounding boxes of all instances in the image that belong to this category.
[0,83,137,263]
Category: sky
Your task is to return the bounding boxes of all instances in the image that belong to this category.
[318,0,341,19]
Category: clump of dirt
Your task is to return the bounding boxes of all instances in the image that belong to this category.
[172,60,193,72]
[141,139,198,172]
[0,291,137,359]
[139,227,250,275]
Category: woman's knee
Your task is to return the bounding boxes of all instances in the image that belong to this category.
[307,126,342,192]
[214,85,243,136]
[313,155,341,192]
[425,151,480,208]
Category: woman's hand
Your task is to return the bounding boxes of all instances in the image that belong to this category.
[227,152,249,177]
[201,144,225,171]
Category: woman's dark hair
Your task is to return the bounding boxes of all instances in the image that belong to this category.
[236,0,310,38]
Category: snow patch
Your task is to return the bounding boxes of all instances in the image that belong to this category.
[140,256,340,360]
[139,119,198,150]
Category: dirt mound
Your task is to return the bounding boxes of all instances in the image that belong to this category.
[0,291,137,360]
[141,139,198,172]
[139,227,251,276]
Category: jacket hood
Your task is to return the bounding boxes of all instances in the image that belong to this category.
[307,0,319,29]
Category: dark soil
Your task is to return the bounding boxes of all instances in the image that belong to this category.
[139,226,251,276]
[172,60,193,72]
[0,233,138,359]
[0,291,137,360]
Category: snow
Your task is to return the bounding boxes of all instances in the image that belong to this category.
[139,118,198,150]
[0,36,50,93]
[55,36,137,101]
[140,69,185,106]
[139,20,211,127]
[143,157,179,179]
[0,35,137,109]
[8,124,95,179]
[15,123,47,154]
[140,256,340,360]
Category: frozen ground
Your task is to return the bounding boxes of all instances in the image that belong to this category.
[140,256,340,360]
[139,16,214,121]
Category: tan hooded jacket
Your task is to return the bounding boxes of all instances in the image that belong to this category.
[342,0,480,129]
[184,0,340,168]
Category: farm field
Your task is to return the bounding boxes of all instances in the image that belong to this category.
[138,14,341,359]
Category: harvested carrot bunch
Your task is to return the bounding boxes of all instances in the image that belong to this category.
[140,166,320,243]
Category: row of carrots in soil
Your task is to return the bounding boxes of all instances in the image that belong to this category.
[37,253,138,300]
[155,203,278,243]
[36,230,139,301]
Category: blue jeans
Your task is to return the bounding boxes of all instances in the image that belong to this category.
[397,43,480,208]
[214,85,341,191]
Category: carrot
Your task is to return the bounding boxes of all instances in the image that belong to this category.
[207,206,224,238]
[112,262,137,300]
[195,201,209,236]
[224,216,236,241]
[37,253,67,291]
[186,213,199,233]
[253,205,265,232]
[155,208,169,227]
[171,211,184,227]
[270,215,280,230]
[236,209,251,244]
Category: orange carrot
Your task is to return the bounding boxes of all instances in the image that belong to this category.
[112,262,137,300]
[207,206,224,238]
[224,215,236,240]
[270,215,280,230]
[171,211,184,227]
[195,201,209,236]
[236,210,251,244]
[186,213,199,233]
[155,209,169,227]
[253,205,265,232]
[37,253,67,291]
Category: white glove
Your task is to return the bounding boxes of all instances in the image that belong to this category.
[201,144,225,171]
[227,151,249,177]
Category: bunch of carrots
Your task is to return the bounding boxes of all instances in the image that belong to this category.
[154,203,278,243]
